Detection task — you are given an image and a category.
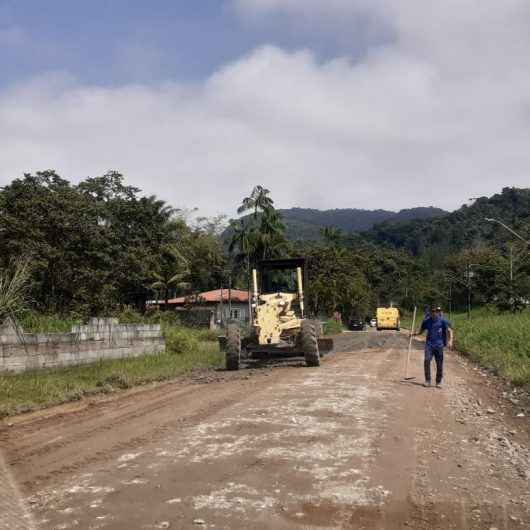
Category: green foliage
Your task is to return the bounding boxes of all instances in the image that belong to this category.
[19,312,82,333]
[0,258,31,323]
[323,319,344,335]
[0,171,227,315]
[452,310,530,388]
[165,326,201,354]
[276,206,448,241]
[306,246,371,318]
[151,243,189,304]
[229,185,288,268]
[365,187,530,256]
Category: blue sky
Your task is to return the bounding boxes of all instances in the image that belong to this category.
[1,1,252,85]
[1,0,391,87]
[1,1,529,216]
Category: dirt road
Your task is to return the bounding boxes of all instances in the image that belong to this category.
[2,333,529,529]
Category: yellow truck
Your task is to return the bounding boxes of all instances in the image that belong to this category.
[376,307,400,331]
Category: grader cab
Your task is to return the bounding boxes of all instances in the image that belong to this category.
[223,258,332,370]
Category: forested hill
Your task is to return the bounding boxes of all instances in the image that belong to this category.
[278,206,447,241]
[365,187,530,255]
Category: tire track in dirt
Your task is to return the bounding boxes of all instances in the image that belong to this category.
[3,332,529,529]
[1,369,288,491]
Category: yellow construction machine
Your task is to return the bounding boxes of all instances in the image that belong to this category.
[375,306,400,331]
[223,258,332,370]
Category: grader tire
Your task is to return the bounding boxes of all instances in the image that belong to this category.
[226,323,241,371]
[301,320,320,367]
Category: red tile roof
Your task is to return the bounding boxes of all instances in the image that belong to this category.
[162,289,249,305]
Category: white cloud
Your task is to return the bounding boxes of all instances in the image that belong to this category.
[2,1,530,217]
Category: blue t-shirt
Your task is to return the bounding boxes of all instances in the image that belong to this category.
[420,316,451,348]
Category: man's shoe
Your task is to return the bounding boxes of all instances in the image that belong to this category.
[436,383,443,389]
[423,381,431,388]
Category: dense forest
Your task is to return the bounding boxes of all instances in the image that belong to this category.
[0,171,227,315]
[1,172,529,321]
[276,206,448,241]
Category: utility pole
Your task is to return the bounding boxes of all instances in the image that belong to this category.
[220,285,224,328]
[228,271,232,321]
[510,244,514,282]
[247,255,252,331]
[484,218,529,311]
[466,263,476,320]
[448,282,453,322]
[484,218,530,247]
[467,264,471,320]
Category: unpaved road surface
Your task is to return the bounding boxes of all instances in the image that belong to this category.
[1,332,529,529]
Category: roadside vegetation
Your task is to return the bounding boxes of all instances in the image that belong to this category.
[0,323,222,418]
[1,176,529,413]
[452,310,530,388]
[323,319,345,335]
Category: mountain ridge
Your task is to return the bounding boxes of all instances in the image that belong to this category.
[277,206,448,241]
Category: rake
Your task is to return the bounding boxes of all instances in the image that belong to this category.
[403,306,417,381]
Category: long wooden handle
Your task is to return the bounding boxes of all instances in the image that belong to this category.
[404,306,417,378]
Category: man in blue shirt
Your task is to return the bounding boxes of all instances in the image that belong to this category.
[416,306,453,388]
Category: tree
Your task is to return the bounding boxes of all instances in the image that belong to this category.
[231,186,287,266]
[255,207,287,260]
[0,171,189,314]
[151,245,189,305]
[305,245,371,319]
[320,226,344,247]
[237,185,274,218]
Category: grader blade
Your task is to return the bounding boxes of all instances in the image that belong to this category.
[318,337,334,353]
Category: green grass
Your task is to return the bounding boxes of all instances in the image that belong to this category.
[18,312,82,332]
[0,325,222,418]
[323,319,345,335]
[402,308,530,389]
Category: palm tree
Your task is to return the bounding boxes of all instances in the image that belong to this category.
[229,219,257,324]
[229,219,256,266]
[321,226,344,247]
[151,245,189,306]
[257,207,286,259]
[237,185,274,218]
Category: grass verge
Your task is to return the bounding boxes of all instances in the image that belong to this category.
[323,319,345,335]
[402,308,530,389]
[0,326,222,418]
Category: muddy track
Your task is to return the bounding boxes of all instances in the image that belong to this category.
[2,331,529,529]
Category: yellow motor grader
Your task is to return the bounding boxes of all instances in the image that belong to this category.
[223,258,332,370]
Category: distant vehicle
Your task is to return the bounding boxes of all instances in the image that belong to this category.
[376,307,400,331]
[348,317,365,331]
[369,318,377,327]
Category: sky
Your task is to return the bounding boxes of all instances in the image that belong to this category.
[1,0,530,217]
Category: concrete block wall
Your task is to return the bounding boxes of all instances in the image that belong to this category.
[0,318,165,374]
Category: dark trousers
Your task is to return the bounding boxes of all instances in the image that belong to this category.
[424,344,444,384]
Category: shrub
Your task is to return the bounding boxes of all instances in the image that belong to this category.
[0,258,31,323]
[165,326,200,354]
[194,327,221,342]
[324,319,344,335]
